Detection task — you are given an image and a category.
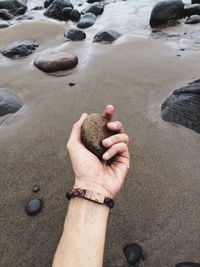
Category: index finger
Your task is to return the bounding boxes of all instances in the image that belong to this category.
[103,104,115,121]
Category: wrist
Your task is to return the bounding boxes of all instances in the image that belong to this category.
[74,179,114,199]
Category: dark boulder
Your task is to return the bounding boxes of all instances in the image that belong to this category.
[44,0,73,20]
[184,4,200,16]
[176,263,200,267]
[34,52,78,73]
[64,28,86,41]
[185,14,200,23]
[60,7,72,20]
[1,40,39,59]
[77,13,96,28]
[15,6,27,15]
[70,9,81,21]
[31,6,43,10]
[150,0,185,28]
[161,79,200,134]
[0,9,14,20]
[0,88,23,117]
[123,243,143,265]
[0,0,27,13]
[93,30,121,43]
[84,3,104,16]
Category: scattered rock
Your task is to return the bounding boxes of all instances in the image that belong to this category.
[185,14,200,23]
[161,79,200,134]
[149,0,185,28]
[60,7,72,20]
[184,4,200,16]
[34,52,78,73]
[70,9,81,21]
[0,88,23,117]
[69,82,76,86]
[123,243,143,265]
[32,185,40,193]
[77,13,96,28]
[93,30,121,43]
[176,263,200,267]
[44,0,73,20]
[1,40,39,59]
[81,113,116,158]
[0,0,27,13]
[25,198,43,215]
[64,28,86,41]
[15,6,27,15]
[0,9,14,20]
[84,3,104,16]
[0,21,10,28]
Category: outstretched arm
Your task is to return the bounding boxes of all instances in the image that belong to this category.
[52,105,130,267]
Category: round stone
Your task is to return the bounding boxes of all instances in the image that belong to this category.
[25,198,43,215]
[70,9,81,21]
[32,185,40,193]
[123,243,143,265]
[0,21,9,29]
[81,113,116,159]
[64,28,86,41]
[34,52,78,73]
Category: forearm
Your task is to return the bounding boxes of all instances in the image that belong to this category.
[52,197,110,267]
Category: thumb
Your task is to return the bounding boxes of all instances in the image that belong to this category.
[69,113,88,145]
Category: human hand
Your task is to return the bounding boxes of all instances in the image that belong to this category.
[66,105,130,199]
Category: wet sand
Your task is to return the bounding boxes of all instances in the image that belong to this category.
[0,20,200,267]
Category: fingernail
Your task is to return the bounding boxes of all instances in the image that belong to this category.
[103,152,109,160]
[103,139,112,146]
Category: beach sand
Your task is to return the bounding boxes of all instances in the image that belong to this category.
[0,20,200,267]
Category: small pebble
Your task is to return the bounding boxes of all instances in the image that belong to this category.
[25,198,43,215]
[69,82,76,86]
[32,184,40,193]
[177,54,181,57]
[180,48,185,51]
[123,243,143,265]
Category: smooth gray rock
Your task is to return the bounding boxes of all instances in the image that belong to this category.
[0,88,22,116]
[0,9,14,20]
[150,0,185,28]
[0,0,27,13]
[161,79,200,133]
[185,14,200,23]
[1,40,39,59]
[93,30,121,43]
[64,28,86,41]
[184,4,200,16]
[0,20,9,28]
[25,198,43,215]
[176,263,200,267]
[123,243,143,265]
[16,14,33,20]
[77,12,96,28]
[34,52,78,73]
[44,0,73,19]
[84,3,104,15]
